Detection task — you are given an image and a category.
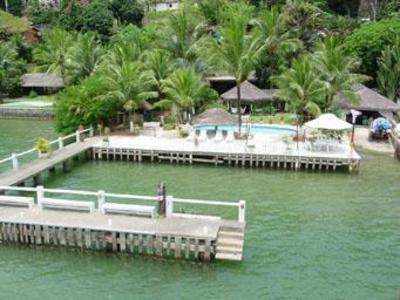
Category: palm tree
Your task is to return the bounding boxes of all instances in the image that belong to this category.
[253,6,302,88]
[272,56,325,143]
[205,2,262,134]
[313,36,367,111]
[99,61,157,122]
[282,0,322,49]
[33,28,74,80]
[155,68,213,123]
[144,49,173,102]
[67,32,104,84]
[165,4,206,64]
[377,35,400,102]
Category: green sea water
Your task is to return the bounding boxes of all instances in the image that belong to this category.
[0,119,399,300]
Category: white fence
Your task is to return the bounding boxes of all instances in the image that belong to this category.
[0,127,93,171]
[0,185,246,222]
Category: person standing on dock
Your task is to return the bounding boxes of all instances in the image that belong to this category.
[157,182,166,216]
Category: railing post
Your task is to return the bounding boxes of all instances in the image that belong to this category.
[89,126,94,137]
[75,130,80,143]
[58,137,64,149]
[166,196,174,218]
[98,190,105,214]
[37,185,44,208]
[11,153,18,170]
[238,200,246,223]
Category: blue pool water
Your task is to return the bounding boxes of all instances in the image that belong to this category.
[194,124,296,135]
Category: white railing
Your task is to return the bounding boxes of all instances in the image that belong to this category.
[0,127,94,171]
[0,185,245,222]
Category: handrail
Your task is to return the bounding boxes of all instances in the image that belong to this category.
[0,127,94,171]
[0,185,245,222]
[172,197,239,207]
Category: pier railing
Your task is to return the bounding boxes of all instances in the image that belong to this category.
[0,127,93,172]
[0,185,245,222]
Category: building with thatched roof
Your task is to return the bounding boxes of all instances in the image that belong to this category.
[21,73,64,90]
[335,84,400,124]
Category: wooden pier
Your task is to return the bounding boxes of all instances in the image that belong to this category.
[0,186,246,262]
[0,129,97,187]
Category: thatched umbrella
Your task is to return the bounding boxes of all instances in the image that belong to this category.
[220,81,272,103]
[192,108,237,126]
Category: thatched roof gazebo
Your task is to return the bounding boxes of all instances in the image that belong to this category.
[335,84,400,113]
[21,73,65,89]
[192,108,237,126]
[220,81,272,103]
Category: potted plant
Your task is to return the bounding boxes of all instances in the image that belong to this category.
[35,137,51,158]
[102,127,110,146]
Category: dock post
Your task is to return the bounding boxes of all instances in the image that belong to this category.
[98,190,105,213]
[166,196,174,218]
[11,153,18,170]
[75,130,80,143]
[238,200,246,223]
[58,137,63,149]
[36,185,44,207]
[157,182,166,216]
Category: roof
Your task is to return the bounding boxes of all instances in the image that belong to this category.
[220,81,273,103]
[21,73,64,88]
[335,84,400,112]
[192,108,237,126]
[305,113,353,131]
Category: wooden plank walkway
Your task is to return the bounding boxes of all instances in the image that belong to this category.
[0,138,99,186]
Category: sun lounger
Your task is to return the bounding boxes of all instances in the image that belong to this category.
[226,131,235,142]
[186,131,196,142]
[214,131,224,142]
[198,130,207,142]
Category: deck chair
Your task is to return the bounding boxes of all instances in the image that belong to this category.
[214,131,224,142]
[198,130,207,142]
[226,131,235,142]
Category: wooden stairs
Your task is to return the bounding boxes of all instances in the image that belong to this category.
[215,223,245,261]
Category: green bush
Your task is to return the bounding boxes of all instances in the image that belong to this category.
[55,75,120,134]
[345,19,400,78]
[110,0,144,26]
[163,123,176,131]
[82,0,114,39]
[35,137,50,154]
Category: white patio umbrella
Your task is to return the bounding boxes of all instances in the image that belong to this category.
[304,113,353,131]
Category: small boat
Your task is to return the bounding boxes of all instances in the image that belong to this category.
[369,117,392,140]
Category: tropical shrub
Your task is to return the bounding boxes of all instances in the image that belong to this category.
[0,43,25,96]
[110,0,144,26]
[82,0,114,39]
[55,76,120,134]
[35,137,50,154]
[377,35,400,101]
[345,19,400,78]
[27,0,56,24]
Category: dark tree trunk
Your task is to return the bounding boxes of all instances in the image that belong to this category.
[237,82,242,134]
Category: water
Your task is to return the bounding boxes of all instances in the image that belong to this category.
[194,124,296,135]
[0,119,399,300]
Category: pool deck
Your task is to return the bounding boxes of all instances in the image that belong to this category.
[92,134,361,172]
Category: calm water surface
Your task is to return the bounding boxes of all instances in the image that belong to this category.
[0,120,399,300]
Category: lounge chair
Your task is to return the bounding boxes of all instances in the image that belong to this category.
[197,130,207,142]
[214,131,224,142]
[226,131,235,142]
[186,131,196,142]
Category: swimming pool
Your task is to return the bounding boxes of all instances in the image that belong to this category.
[0,101,53,109]
[194,124,297,135]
